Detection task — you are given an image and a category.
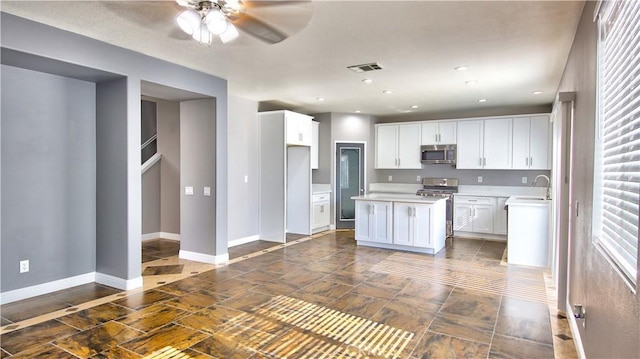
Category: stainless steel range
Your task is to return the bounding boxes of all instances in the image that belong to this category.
[416,178,459,238]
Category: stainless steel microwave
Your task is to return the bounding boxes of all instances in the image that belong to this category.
[421,144,456,164]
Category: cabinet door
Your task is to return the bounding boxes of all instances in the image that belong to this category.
[285,114,301,145]
[298,116,312,146]
[529,115,550,170]
[456,121,483,169]
[454,202,473,231]
[371,202,393,243]
[421,122,439,145]
[438,121,457,144]
[311,121,319,169]
[393,203,413,246]
[413,204,432,248]
[483,118,512,169]
[355,201,372,241]
[494,197,508,235]
[511,117,531,169]
[397,124,422,168]
[376,125,399,169]
[472,204,495,233]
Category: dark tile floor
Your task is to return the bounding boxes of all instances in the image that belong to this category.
[0,232,576,358]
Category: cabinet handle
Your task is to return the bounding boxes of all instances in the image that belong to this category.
[435,134,439,142]
[320,205,324,213]
[529,157,533,167]
[483,158,487,166]
[398,158,401,166]
[479,157,482,166]
[525,157,529,166]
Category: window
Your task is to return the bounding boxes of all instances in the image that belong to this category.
[593,0,640,287]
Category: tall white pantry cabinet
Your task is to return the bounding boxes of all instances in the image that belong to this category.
[258,110,313,243]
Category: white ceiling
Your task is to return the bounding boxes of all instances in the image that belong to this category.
[1,0,585,118]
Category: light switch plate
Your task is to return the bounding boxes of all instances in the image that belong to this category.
[522,176,528,184]
[185,186,194,196]
[388,175,393,182]
[204,186,211,196]
[244,175,248,183]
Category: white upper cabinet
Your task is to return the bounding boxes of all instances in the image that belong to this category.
[456,118,512,169]
[483,118,512,169]
[285,111,312,146]
[456,120,484,169]
[421,121,457,145]
[512,115,550,170]
[311,121,319,169]
[375,123,422,169]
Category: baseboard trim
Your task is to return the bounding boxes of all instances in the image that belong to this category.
[566,298,586,359]
[330,225,336,230]
[228,235,259,248]
[453,231,507,242]
[95,273,143,291]
[179,250,229,264]
[142,232,181,241]
[0,272,96,305]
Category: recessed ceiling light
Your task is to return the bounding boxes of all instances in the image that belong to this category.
[455,66,469,71]
[532,91,543,95]
[410,105,419,109]
[355,110,361,113]
[316,97,325,101]
[383,90,393,94]
[478,99,488,103]
[465,80,479,86]
[362,79,373,84]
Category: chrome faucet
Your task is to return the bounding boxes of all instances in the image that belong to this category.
[533,174,551,200]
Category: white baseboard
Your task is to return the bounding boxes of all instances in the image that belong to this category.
[228,235,259,248]
[179,250,229,264]
[454,231,507,242]
[566,298,586,359]
[142,232,181,241]
[330,225,336,230]
[95,273,143,291]
[0,272,96,305]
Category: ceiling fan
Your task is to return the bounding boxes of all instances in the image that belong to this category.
[175,0,308,45]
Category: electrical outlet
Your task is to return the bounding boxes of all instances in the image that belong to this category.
[388,175,393,182]
[416,175,421,182]
[522,176,528,184]
[19,260,29,273]
[477,176,483,183]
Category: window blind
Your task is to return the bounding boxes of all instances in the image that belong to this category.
[594,0,640,285]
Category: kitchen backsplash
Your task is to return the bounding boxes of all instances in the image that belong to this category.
[373,166,551,187]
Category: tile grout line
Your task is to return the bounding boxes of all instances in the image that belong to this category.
[0,232,329,335]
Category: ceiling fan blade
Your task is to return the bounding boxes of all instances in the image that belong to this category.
[243,0,311,9]
[232,13,288,44]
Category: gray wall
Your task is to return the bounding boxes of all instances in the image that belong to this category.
[157,100,181,235]
[96,77,139,280]
[557,2,639,357]
[180,99,220,256]
[227,95,259,241]
[373,167,550,187]
[142,161,161,234]
[1,12,228,289]
[312,113,332,184]
[1,65,96,292]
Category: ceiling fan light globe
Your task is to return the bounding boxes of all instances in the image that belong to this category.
[219,22,239,43]
[177,9,201,35]
[175,0,193,7]
[205,10,228,35]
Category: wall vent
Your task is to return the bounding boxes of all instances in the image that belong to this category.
[347,62,384,73]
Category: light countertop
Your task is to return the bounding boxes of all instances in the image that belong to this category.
[505,195,552,206]
[456,185,547,198]
[351,193,446,204]
[312,183,331,194]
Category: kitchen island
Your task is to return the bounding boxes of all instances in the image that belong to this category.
[351,193,447,254]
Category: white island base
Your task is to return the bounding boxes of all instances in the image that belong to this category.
[352,194,447,255]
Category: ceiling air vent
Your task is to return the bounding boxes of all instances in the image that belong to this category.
[347,62,384,73]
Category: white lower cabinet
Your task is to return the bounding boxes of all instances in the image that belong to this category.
[454,196,496,234]
[393,203,431,247]
[355,201,392,243]
[494,197,508,235]
[312,193,330,233]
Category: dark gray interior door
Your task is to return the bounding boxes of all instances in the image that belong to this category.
[336,143,365,229]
